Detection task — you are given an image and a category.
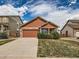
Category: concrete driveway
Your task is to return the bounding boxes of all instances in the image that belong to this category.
[0,38,38,59]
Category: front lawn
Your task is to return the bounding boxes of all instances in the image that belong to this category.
[0,39,15,45]
[37,39,79,57]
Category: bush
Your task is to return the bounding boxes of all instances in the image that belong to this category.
[51,31,60,39]
[37,32,47,39]
[0,32,8,39]
[46,34,53,39]
[37,32,53,39]
[37,31,60,39]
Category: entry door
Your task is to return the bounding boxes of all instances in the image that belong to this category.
[66,31,68,37]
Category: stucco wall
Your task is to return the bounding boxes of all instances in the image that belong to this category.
[8,16,22,37]
[0,16,22,37]
[74,29,79,37]
[61,25,73,37]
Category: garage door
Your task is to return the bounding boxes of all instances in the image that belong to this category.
[22,30,38,37]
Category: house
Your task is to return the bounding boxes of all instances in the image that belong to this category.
[61,20,79,37]
[20,17,58,37]
[0,16,23,37]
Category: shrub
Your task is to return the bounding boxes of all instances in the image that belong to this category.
[37,31,60,39]
[37,32,47,39]
[47,34,53,39]
[51,31,60,39]
[37,32,53,39]
[0,32,8,39]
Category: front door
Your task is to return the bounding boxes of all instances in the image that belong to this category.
[66,31,68,37]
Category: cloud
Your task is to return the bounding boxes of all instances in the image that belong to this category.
[29,2,79,29]
[69,0,77,6]
[0,4,28,16]
[0,0,79,30]
[26,0,34,4]
[0,4,18,15]
[17,6,28,16]
[69,11,79,19]
[43,10,72,27]
[23,20,28,23]
[30,3,57,16]
[70,0,77,4]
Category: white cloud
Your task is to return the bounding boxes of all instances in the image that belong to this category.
[23,20,28,23]
[0,4,28,16]
[30,3,57,15]
[69,0,77,6]
[0,4,18,15]
[17,6,28,16]
[70,0,77,4]
[29,3,79,29]
[26,0,34,4]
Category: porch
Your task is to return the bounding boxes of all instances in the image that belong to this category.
[39,22,58,34]
[39,28,56,34]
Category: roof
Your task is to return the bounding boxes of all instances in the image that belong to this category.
[41,22,58,28]
[61,20,79,31]
[20,16,58,28]
[0,15,19,17]
[0,15,23,24]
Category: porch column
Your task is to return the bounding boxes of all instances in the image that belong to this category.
[40,28,42,33]
[48,28,50,34]
[0,24,4,32]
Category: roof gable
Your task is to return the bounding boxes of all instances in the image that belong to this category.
[41,22,58,28]
[61,20,79,31]
[21,16,58,28]
[21,17,47,27]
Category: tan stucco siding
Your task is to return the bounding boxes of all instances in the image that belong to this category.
[9,18,18,36]
[61,25,73,37]
[11,16,22,27]
[9,18,17,32]
[0,16,22,37]
[74,30,79,37]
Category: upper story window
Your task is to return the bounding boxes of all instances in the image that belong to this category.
[1,17,9,23]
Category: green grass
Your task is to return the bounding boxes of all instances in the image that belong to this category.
[37,39,79,57]
[0,39,15,45]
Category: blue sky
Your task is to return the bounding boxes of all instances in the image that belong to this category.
[0,0,79,29]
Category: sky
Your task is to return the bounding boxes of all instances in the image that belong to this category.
[0,0,79,29]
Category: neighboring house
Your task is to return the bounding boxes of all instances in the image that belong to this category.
[61,20,79,37]
[20,17,58,37]
[0,16,23,37]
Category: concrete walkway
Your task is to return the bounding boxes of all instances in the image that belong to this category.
[0,38,38,59]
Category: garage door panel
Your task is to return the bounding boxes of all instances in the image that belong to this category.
[23,30,38,37]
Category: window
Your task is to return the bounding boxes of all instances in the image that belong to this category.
[4,26,8,31]
[42,28,48,33]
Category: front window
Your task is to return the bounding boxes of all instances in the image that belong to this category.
[41,28,48,33]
